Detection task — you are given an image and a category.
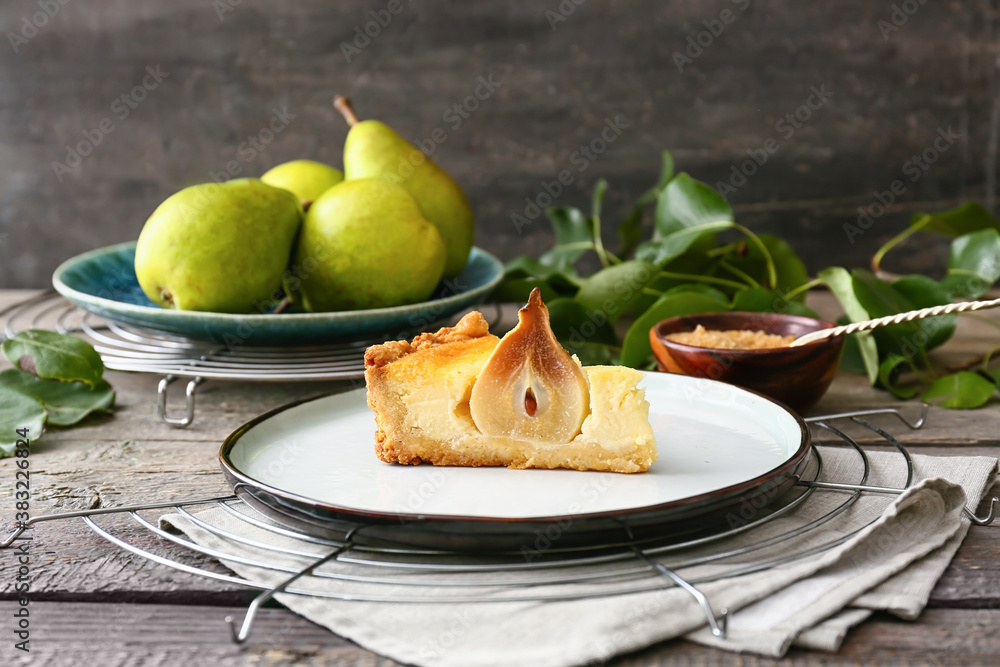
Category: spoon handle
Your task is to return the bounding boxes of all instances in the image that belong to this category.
[790,297,1000,347]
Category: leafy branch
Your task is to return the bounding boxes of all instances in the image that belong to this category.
[491,150,1000,409]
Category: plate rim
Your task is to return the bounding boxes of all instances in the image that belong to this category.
[218,373,812,525]
[51,240,505,324]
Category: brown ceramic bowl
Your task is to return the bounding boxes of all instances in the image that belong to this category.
[649,311,845,412]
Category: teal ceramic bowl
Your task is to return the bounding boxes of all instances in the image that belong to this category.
[52,242,504,345]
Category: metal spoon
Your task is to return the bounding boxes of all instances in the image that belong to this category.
[789,297,1000,347]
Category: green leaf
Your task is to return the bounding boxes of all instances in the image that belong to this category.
[493,257,582,303]
[851,269,934,364]
[941,229,1000,299]
[819,267,879,384]
[851,269,912,318]
[617,204,645,259]
[655,173,733,236]
[988,366,1000,389]
[2,330,104,387]
[851,269,952,362]
[891,274,955,350]
[574,260,657,323]
[877,354,920,399]
[838,330,873,376]
[545,298,618,348]
[922,371,996,409]
[620,291,729,368]
[730,287,819,318]
[819,267,870,322]
[563,342,620,366]
[538,207,594,272]
[504,256,551,278]
[632,234,718,313]
[637,151,676,205]
[0,369,114,426]
[918,202,1000,237]
[635,228,721,267]
[591,179,608,221]
[722,234,810,295]
[491,278,565,305]
[637,171,735,268]
[0,386,46,458]
[659,283,731,303]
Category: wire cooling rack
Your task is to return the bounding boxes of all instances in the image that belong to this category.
[3,408,996,643]
[0,291,499,427]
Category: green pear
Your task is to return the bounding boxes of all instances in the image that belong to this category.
[293,178,446,311]
[135,179,302,313]
[334,96,474,277]
[261,159,344,204]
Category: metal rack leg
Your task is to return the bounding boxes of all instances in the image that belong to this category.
[226,528,359,644]
[631,547,728,638]
[157,375,204,428]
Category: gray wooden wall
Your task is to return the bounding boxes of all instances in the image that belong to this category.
[0,0,994,288]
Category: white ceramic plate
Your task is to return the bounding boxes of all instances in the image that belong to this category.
[221,372,808,521]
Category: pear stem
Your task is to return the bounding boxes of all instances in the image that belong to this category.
[333,95,360,127]
[272,295,292,314]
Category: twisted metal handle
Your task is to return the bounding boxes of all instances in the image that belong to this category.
[790,297,1000,347]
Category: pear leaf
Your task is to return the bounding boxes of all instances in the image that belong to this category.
[490,278,565,305]
[539,207,594,272]
[563,342,620,366]
[637,151,676,205]
[723,234,809,296]
[591,178,608,221]
[0,369,114,426]
[545,298,618,348]
[818,267,879,384]
[617,204,645,259]
[0,386,46,458]
[941,229,1000,299]
[891,274,955,350]
[917,202,1000,237]
[731,287,819,318]
[922,371,996,409]
[620,291,729,368]
[877,354,920,399]
[656,173,733,236]
[2,330,104,387]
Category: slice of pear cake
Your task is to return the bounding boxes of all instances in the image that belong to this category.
[364,289,657,473]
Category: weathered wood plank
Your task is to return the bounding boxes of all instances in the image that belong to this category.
[1,1,996,288]
[3,603,999,666]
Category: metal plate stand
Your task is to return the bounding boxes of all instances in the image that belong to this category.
[3,409,996,644]
[1,291,501,427]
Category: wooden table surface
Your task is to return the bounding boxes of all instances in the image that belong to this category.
[0,289,998,667]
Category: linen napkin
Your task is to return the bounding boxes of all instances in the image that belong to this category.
[161,448,995,666]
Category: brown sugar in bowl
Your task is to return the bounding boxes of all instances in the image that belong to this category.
[649,311,845,412]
